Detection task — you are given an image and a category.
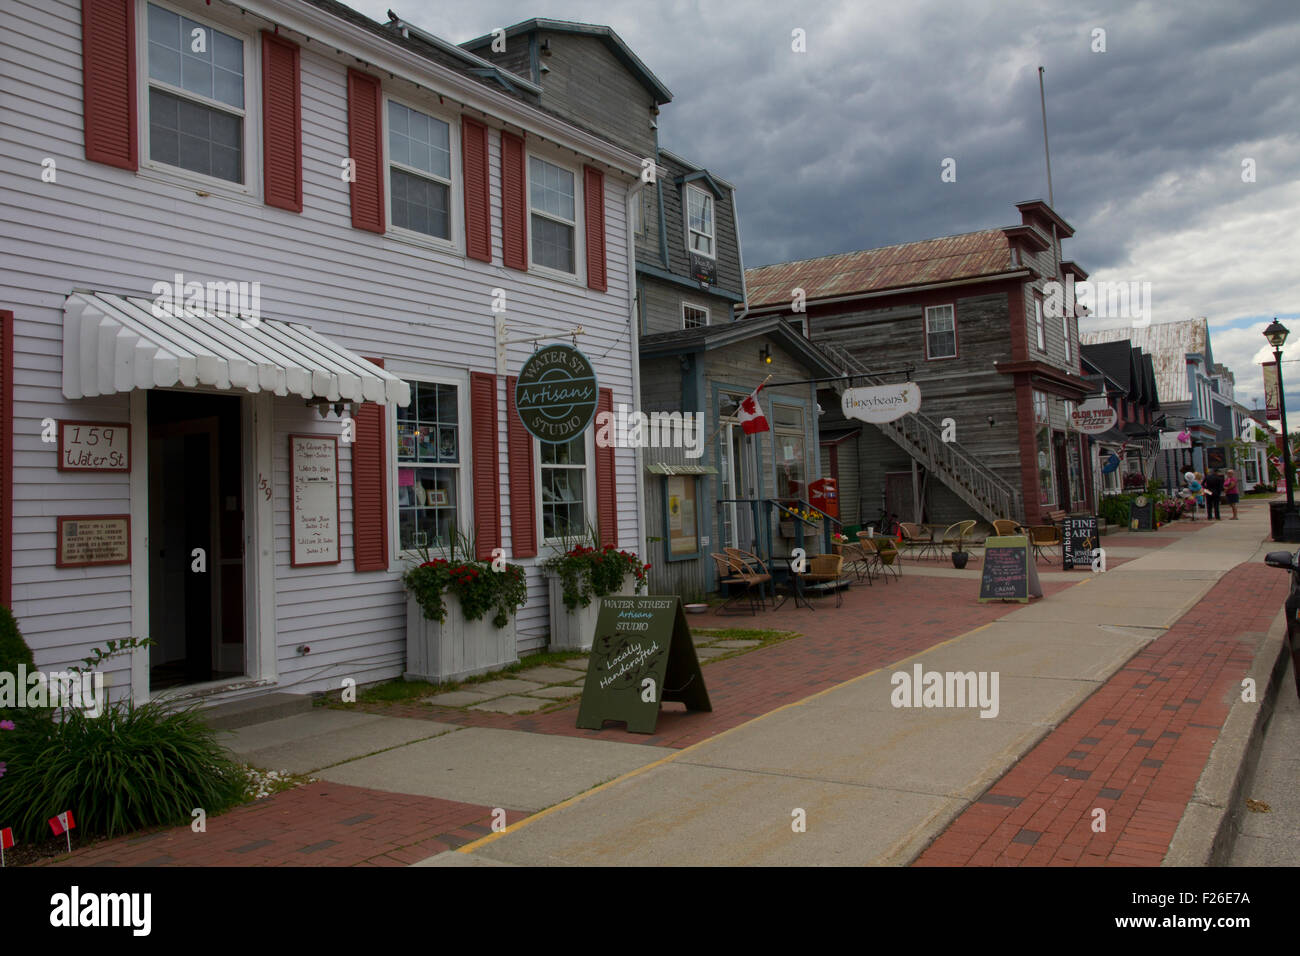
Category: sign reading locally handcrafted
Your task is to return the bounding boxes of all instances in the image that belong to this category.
[1069,399,1118,435]
[1062,515,1100,570]
[1129,494,1154,531]
[514,344,599,444]
[576,596,711,734]
[290,435,340,567]
[977,535,1042,603]
[689,252,716,286]
[57,421,130,472]
[841,382,922,424]
[56,515,130,568]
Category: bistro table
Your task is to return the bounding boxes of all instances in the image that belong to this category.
[766,556,813,610]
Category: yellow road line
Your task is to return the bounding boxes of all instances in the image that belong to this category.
[456,618,1000,854]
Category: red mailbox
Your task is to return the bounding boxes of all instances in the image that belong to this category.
[809,477,839,520]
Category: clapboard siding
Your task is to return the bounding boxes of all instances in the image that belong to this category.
[641,276,734,337]
[654,153,743,298]
[0,0,640,696]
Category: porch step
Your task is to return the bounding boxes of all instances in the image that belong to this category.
[201,692,314,731]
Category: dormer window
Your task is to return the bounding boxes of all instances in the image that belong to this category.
[686,185,714,258]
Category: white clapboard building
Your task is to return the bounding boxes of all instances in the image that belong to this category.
[0,0,647,702]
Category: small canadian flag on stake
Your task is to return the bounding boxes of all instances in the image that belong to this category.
[1,826,13,866]
[49,810,75,853]
[738,380,770,435]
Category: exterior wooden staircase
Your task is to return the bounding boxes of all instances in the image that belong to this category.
[820,342,1024,523]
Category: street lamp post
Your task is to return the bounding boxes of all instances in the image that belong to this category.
[1263,319,1300,542]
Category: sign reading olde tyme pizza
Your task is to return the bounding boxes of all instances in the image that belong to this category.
[576,596,711,734]
[514,344,599,444]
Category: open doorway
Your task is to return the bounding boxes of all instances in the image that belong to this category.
[147,391,245,689]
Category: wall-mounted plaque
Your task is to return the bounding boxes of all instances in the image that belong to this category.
[290,434,340,567]
[56,515,131,568]
[689,252,716,286]
[57,421,130,472]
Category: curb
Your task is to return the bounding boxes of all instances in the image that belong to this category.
[1163,605,1291,866]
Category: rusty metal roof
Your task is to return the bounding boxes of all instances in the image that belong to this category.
[744,229,1018,309]
[1080,318,1211,405]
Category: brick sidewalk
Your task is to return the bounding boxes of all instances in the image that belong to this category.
[48,781,529,868]
[357,572,1075,748]
[913,561,1287,867]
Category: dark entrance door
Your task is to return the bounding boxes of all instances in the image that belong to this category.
[147,392,245,689]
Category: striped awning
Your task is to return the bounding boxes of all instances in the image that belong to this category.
[63,291,410,405]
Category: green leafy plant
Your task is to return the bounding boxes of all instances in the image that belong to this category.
[0,605,40,726]
[1098,494,1134,528]
[68,636,153,676]
[0,699,247,842]
[401,524,527,628]
[540,526,650,611]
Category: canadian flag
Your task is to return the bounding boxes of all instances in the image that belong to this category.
[48,811,75,836]
[738,384,769,434]
[0,827,13,850]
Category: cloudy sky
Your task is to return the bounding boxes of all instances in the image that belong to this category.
[352,0,1300,413]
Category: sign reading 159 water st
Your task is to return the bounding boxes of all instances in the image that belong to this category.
[514,344,599,443]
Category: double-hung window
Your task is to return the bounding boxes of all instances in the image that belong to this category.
[540,437,587,540]
[682,304,709,329]
[144,2,247,185]
[528,155,577,274]
[387,100,453,242]
[395,380,461,551]
[686,186,714,257]
[1035,295,1047,351]
[925,304,956,359]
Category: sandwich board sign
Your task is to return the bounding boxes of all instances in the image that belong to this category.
[1129,495,1155,531]
[576,596,711,734]
[977,535,1042,603]
[1062,515,1100,570]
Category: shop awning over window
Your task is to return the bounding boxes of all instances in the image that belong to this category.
[63,291,410,406]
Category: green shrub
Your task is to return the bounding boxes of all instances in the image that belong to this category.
[1098,494,1134,528]
[0,605,45,726]
[0,699,247,842]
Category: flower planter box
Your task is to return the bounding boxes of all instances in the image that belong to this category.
[547,573,636,652]
[779,520,823,539]
[404,592,517,684]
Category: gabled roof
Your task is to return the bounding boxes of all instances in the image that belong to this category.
[639,315,842,379]
[460,18,673,104]
[1081,341,1134,392]
[745,229,1022,309]
[1081,319,1212,405]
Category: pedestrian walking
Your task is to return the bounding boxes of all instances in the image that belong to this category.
[1204,468,1224,520]
[1224,469,1240,519]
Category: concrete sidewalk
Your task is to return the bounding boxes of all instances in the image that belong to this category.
[422,509,1270,866]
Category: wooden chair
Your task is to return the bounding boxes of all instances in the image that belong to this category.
[898,522,937,561]
[992,519,1023,536]
[868,536,902,580]
[725,548,775,607]
[1028,526,1062,564]
[710,553,763,614]
[939,520,978,554]
[837,540,874,584]
[799,553,846,608]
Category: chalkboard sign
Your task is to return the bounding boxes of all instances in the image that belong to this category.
[978,535,1042,603]
[576,596,711,734]
[1062,516,1100,570]
[1129,495,1154,532]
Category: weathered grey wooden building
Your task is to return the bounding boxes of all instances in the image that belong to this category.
[745,202,1096,527]
[465,19,838,597]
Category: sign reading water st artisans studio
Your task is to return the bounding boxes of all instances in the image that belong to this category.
[514,344,599,443]
[841,382,922,424]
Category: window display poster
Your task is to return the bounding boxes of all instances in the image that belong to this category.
[290,435,340,567]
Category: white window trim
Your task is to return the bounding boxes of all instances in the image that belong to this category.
[1063,311,1072,363]
[136,0,261,200]
[924,304,956,360]
[681,302,710,329]
[525,147,585,285]
[387,370,471,565]
[536,430,597,549]
[1034,295,1046,351]
[684,184,716,261]
[382,93,463,255]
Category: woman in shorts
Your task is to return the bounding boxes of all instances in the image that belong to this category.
[1223,469,1240,519]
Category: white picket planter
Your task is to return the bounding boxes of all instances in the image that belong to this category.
[404,592,517,683]
[547,573,636,652]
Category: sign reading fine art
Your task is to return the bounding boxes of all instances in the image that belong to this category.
[841,383,922,424]
[515,344,599,443]
[1069,399,1118,434]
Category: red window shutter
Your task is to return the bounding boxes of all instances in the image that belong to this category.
[347,69,385,234]
[0,311,13,607]
[595,387,618,548]
[352,357,388,571]
[81,0,137,170]
[500,131,528,271]
[462,116,491,263]
[583,166,607,292]
[470,372,502,560]
[261,32,302,213]
[505,376,537,558]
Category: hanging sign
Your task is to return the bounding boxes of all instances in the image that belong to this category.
[1263,361,1281,421]
[514,344,599,443]
[290,435,340,567]
[1069,399,1117,434]
[1159,430,1191,450]
[576,596,711,734]
[57,421,130,472]
[841,383,921,424]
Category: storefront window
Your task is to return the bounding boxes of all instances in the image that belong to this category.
[396,380,460,550]
[1067,437,1084,507]
[665,475,701,558]
[1036,425,1055,506]
[773,404,806,501]
[541,436,587,540]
